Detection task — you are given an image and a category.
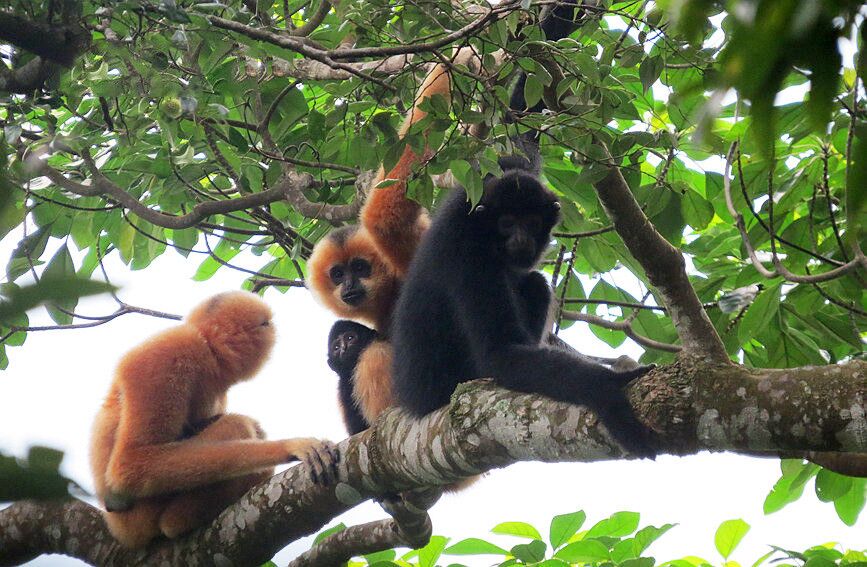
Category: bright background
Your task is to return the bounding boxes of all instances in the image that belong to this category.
[0,235,864,566]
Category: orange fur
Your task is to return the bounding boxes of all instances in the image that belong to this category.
[309,59,458,450]
[90,291,335,548]
[308,228,400,331]
[360,62,453,276]
[353,339,394,424]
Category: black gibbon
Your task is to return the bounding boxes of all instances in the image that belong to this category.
[312,1,585,441]
[90,291,338,548]
[327,320,379,435]
[391,162,657,458]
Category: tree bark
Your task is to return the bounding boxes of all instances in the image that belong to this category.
[2,358,865,566]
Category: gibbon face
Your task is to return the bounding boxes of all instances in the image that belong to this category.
[327,319,377,374]
[308,226,399,329]
[474,172,561,270]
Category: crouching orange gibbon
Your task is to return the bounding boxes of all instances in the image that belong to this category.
[90,291,338,548]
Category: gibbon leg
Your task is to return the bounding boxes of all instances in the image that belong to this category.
[103,497,167,549]
[158,414,273,539]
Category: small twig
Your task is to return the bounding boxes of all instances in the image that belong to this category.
[206,16,397,92]
[723,142,867,284]
[561,310,681,353]
[250,278,307,293]
[289,0,332,37]
[1,305,181,340]
[552,225,614,238]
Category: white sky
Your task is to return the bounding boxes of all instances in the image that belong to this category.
[0,234,864,567]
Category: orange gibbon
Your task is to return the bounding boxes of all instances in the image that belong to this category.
[90,291,338,548]
[308,57,465,435]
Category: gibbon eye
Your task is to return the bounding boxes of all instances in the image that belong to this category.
[346,332,357,344]
[260,320,271,327]
[552,201,561,210]
[329,265,345,283]
[475,205,486,213]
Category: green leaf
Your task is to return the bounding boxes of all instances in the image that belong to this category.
[7,226,51,281]
[0,278,116,324]
[714,519,750,559]
[585,511,640,538]
[307,108,327,140]
[815,469,853,502]
[764,460,820,514]
[634,523,676,553]
[312,523,345,545]
[491,521,543,540]
[363,549,396,564]
[511,540,547,563]
[523,75,544,109]
[450,160,483,205]
[639,56,663,92]
[555,539,610,562]
[41,245,77,324]
[846,123,867,245]
[417,535,448,567]
[549,510,586,549]
[681,190,714,230]
[445,538,508,556]
[0,448,72,501]
[738,283,781,347]
[833,478,867,526]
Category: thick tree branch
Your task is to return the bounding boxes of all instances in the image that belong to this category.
[206,1,517,63]
[591,145,729,361]
[206,16,396,91]
[34,161,361,228]
[3,358,866,565]
[0,57,59,93]
[0,12,90,66]
[280,53,413,81]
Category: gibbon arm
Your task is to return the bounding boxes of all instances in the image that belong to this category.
[105,370,331,498]
[360,62,452,275]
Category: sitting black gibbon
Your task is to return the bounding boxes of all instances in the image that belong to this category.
[391,160,656,458]
[327,320,379,435]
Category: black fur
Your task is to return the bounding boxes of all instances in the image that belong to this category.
[507,0,583,175]
[391,170,656,458]
[327,320,378,435]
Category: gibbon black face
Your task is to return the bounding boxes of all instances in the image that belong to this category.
[327,320,377,374]
[326,320,379,436]
[474,171,561,270]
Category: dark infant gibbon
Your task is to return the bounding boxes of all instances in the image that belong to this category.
[391,163,657,458]
[327,320,379,435]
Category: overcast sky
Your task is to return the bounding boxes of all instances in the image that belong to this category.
[0,233,864,566]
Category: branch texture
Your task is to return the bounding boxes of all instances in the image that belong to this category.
[2,359,866,565]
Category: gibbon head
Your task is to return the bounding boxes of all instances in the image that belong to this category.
[186,291,276,382]
[327,320,377,375]
[307,226,399,329]
[473,171,560,271]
